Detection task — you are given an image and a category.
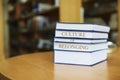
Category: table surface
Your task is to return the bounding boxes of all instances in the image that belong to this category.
[0,48,120,80]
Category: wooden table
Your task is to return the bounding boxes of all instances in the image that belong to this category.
[0,48,120,80]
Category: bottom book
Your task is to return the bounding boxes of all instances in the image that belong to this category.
[54,50,107,66]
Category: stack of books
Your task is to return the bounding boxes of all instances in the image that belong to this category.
[54,22,110,66]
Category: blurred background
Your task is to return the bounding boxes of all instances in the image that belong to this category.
[2,0,118,57]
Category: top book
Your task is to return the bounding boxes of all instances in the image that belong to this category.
[56,22,110,33]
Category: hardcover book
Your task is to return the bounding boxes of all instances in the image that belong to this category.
[54,50,107,66]
[54,42,108,52]
[54,38,107,44]
[55,23,110,39]
[55,30,108,39]
[56,22,110,33]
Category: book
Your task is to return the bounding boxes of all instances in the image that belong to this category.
[55,30,108,39]
[54,38,107,44]
[54,49,107,66]
[54,22,110,66]
[56,22,110,33]
[54,42,108,52]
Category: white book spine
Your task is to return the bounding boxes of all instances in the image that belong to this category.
[54,38,107,43]
[55,30,108,39]
[56,23,110,32]
[54,42,108,52]
[54,50,107,65]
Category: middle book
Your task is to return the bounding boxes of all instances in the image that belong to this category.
[54,42,108,52]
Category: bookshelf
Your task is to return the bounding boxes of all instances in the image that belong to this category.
[7,0,59,57]
[83,0,117,25]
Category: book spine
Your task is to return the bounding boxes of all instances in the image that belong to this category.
[94,25,110,33]
[54,50,107,65]
[55,30,108,39]
[54,38,107,43]
[56,23,110,32]
[54,42,108,52]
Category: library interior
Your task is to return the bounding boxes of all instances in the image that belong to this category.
[0,0,120,80]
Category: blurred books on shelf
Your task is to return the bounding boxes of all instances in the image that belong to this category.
[7,0,59,57]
